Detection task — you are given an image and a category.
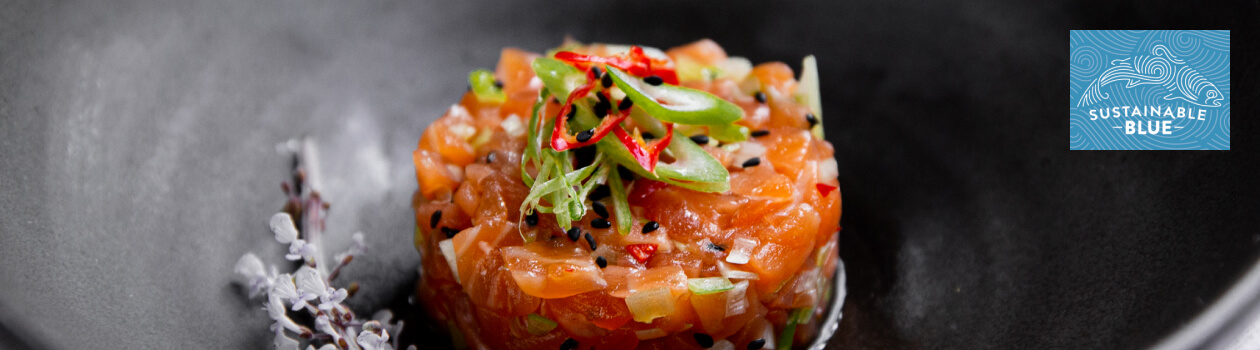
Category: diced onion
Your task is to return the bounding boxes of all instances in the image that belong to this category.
[450,123,477,141]
[527,76,543,90]
[816,240,836,268]
[817,158,838,182]
[717,262,760,280]
[525,313,557,335]
[635,328,667,340]
[438,239,459,284]
[793,268,820,310]
[717,56,753,82]
[625,287,675,323]
[760,323,777,350]
[687,277,735,295]
[711,339,735,350]
[448,104,471,119]
[726,280,749,316]
[501,114,525,138]
[796,55,823,138]
[725,237,757,265]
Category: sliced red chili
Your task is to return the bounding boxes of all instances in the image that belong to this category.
[625,243,658,263]
[555,46,678,85]
[550,69,630,151]
[611,122,674,174]
[816,183,837,197]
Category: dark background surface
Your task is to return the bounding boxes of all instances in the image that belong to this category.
[1,0,1258,349]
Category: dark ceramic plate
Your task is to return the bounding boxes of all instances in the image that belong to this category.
[1,1,1257,349]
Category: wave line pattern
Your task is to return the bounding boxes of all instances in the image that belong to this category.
[1070,30,1230,150]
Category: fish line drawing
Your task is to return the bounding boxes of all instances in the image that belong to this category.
[1078,45,1223,108]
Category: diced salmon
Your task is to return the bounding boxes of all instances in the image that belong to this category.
[544,290,634,339]
[413,148,457,200]
[666,39,728,66]
[729,162,794,199]
[751,62,797,97]
[743,203,820,294]
[502,241,608,299]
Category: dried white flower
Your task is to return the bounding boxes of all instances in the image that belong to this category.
[235,253,275,297]
[290,267,325,311]
[265,293,301,334]
[356,321,391,350]
[273,328,300,350]
[286,239,318,262]
[271,213,300,244]
[270,274,298,301]
[295,266,329,297]
[241,208,404,349]
[318,287,348,311]
[314,314,342,344]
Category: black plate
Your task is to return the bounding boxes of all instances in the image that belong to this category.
[1,1,1257,349]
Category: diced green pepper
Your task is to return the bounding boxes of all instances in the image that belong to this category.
[525,313,558,335]
[468,69,506,104]
[531,57,587,101]
[605,66,742,126]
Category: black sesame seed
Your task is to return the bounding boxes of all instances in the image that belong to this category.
[576,128,595,143]
[560,338,578,350]
[642,221,660,233]
[754,91,767,103]
[596,91,610,106]
[429,210,442,229]
[566,227,581,242]
[592,201,609,219]
[525,212,539,226]
[618,98,633,111]
[441,227,460,238]
[805,112,818,128]
[642,132,655,141]
[689,134,710,145]
[593,101,609,118]
[742,157,762,168]
[486,152,497,164]
[589,185,611,200]
[566,106,577,120]
[747,338,766,350]
[596,256,607,268]
[584,232,597,250]
[693,333,714,348]
[591,218,611,229]
[751,129,770,137]
[493,79,504,89]
[643,75,663,86]
[601,73,613,88]
[590,66,602,79]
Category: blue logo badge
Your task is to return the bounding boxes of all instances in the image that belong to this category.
[1070,30,1230,150]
